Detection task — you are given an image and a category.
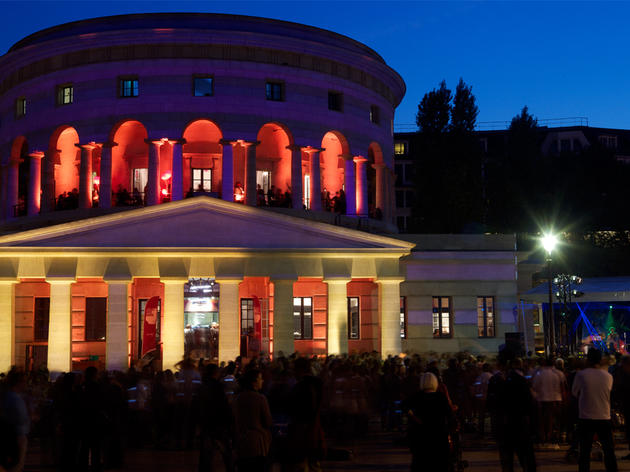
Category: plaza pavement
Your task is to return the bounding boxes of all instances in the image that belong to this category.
[23,426,630,471]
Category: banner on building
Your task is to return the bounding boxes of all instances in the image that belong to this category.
[142,296,159,358]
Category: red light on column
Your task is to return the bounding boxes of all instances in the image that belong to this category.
[161,172,172,181]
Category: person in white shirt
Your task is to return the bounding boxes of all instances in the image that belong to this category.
[572,347,618,472]
[532,357,566,448]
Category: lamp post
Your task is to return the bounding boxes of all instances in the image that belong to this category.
[542,233,558,356]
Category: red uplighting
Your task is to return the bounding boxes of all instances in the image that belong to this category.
[93,176,100,185]
[161,172,172,181]
[161,189,168,196]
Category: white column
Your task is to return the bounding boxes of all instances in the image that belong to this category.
[378,280,402,357]
[162,280,185,371]
[220,140,234,202]
[76,144,94,209]
[100,143,115,209]
[7,158,20,219]
[245,142,258,206]
[354,156,368,217]
[374,163,385,218]
[48,281,73,375]
[106,281,129,371]
[27,152,44,216]
[326,279,349,355]
[308,149,322,211]
[171,140,185,201]
[343,155,356,216]
[272,279,295,357]
[146,140,162,206]
[0,282,16,373]
[217,279,241,363]
[288,145,303,209]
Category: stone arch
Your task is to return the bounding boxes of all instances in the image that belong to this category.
[255,122,294,205]
[367,142,384,217]
[48,126,80,209]
[320,131,350,211]
[182,119,223,195]
[110,120,148,206]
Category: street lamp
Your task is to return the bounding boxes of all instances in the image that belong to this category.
[541,233,558,355]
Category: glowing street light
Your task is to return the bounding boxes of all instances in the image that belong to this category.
[541,232,558,355]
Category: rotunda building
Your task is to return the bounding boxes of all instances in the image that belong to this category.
[0,13,412,375]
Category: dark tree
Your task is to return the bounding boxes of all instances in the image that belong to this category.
[416,80,451,135]
[450,78,479,134]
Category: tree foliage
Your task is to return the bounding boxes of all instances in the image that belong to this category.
[415,80,452,135]
[451,78,479,134]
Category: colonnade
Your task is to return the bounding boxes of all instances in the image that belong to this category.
[4,136,389,220]
[0,275,402,375]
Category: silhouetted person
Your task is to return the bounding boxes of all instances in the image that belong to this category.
[0,369,29,472]
[78,367,106,472]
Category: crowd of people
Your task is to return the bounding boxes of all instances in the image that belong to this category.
[0,348,629,472]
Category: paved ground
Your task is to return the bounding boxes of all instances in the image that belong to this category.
[23,427,630,471]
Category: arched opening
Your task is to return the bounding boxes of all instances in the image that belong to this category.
[12,137,29,217]
[182,119,223,197]
[320,131,349,213]
[111,121,148,206]
[256,123,292,207]
[368,142,384,218]
[50,127,80,210]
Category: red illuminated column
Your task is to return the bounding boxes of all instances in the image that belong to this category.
[342,155,356,216]
[245,141,259,206]
[287,145,303,209]
[354,156,368,217]
[171,139,185,201]
[146,139,163,206]
[220,139,234,202]
[27,151,44,216]
[99,142,116,209]
[6,157,20,219]
[373,163,386,218]
[307,148,322,211]
[76,143,95,209]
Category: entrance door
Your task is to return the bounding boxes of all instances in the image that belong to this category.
[132,168,148,200]
[256,170,271,204]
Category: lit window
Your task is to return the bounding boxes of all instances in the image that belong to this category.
[15,97,26,118]
[432,296,452,338]
[293,297,312,340]
[193,76,214,97]
[370,105,380,124]
[85,297,107,341]
[266,82,283,101]
[328,91,343,111]
[119,77,138,97]
[400,296,407,339]
[348,297,360,339]
[57,85,73,105]
[394,141,407,155]
[477,296,495,338]
[241,299,254,335]
[192,168,212,192]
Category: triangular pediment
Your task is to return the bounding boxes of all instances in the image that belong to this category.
[0,197,414,251]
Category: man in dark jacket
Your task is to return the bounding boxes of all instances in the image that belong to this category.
[487,352,537,472]
[614,355,630,460]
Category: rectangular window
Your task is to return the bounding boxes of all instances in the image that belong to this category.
[293,297,312,340]
[477,296,495,338]
[303,174,311,209]
[432,296,452,338]
[348,297,360,339]
[85,297,107,341]
[370,105,380,124]
[328,91,343,111]
[400,296,407,339]
[57,85,73,105]
[265,81,284,101]
[599,135,618,149]
[15,97,26,118]
[34,298,50,342]
[192,168,212,192]
[394,141,407,155]
[119,77,139,97]
[241,299,254,335]
[193,76,214,97]
[396,190,405,208]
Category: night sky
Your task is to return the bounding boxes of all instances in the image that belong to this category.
[1,1,628,130]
